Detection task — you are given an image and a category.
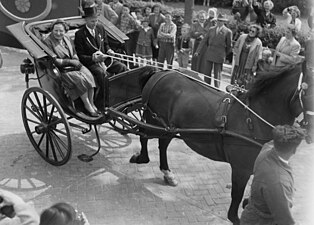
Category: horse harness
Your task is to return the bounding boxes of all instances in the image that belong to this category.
[141,70,174,131]
[214,89,256,139]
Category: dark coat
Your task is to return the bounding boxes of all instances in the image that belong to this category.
[196,25,232,64]
[74,24,111,68]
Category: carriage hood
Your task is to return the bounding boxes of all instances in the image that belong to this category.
[6,15,128,60]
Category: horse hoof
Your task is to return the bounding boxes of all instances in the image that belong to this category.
[129,152,149,164]
[163,175,178,186]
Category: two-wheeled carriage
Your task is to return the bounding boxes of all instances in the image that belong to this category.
[7,16,156,166]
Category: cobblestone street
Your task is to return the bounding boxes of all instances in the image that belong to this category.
[0,46,313,225]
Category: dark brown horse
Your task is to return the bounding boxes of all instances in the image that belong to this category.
[129,64,314,224]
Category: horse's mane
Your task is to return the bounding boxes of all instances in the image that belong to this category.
[247,64,300,98]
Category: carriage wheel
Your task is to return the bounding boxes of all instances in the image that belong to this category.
[21,87,72,166]
[109,98,145,134]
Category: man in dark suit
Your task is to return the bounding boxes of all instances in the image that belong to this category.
[75,3,127,111]
[195,14,232,88]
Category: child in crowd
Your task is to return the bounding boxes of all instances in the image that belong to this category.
[131,8,143,27]
[142,6,152,19]
[157,12,177,69]
[256,47,273,74]
[109,0,123,16]
[176,23,192,68]
[117,4,138,55]
[136,18,157,64]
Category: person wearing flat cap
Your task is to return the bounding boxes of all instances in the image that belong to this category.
[74,1,127,112]
[240,124,306,225]
[194,13,232,88]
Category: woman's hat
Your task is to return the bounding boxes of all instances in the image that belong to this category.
[217,13,228,22]
[82,3,98,18]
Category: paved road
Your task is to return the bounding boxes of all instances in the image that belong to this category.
[0,46,313,225]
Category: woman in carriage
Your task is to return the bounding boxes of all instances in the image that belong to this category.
[43,19,99,117]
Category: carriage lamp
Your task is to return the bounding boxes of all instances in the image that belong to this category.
[20,58,34,74]
[20,58,35,88]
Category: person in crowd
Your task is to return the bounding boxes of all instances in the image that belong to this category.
[231,24,262,89]
[272,24,301,67]
[75,3,127,112]
[134,8,144,25]
[190,10,210,71]
[44,19,98,117]
[109,0,123,17]
[176,23,192,69]
[204,7,218,30]
[0,189,89,225]
[256,47,273,73]
[142,5,152,19]
[304,6,314,77]
[136,18,156,63]
[282,6,302,33]
[116,4,139,56]
[240,125,306,225]
[191,9,217,71]
[94,0,118,25]
[251,0,276,28]
[232,0,250,22]
[157,12,177,69]
[148,4,165,63]
[195,13,232,87]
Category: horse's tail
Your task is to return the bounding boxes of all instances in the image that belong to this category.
[138,66,159,91]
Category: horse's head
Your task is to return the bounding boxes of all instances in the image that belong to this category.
[248,64,314,143]
[299,71,314,143]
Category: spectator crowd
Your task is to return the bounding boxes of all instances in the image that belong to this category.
[89,0,313,90]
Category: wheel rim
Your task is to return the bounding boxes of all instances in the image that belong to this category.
[21,87,72,166]
[109,98,145,133]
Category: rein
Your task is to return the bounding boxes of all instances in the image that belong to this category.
[103,53,310,130]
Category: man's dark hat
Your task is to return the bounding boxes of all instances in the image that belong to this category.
[217,13,228,22]
[82,3,98,18]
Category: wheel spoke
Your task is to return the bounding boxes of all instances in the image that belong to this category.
[48,118,63,128]
[33,92,45,121]
[50,132,65,159]
[26,95,43,119]
[47,105,56,124]
[50,130,68,150]
[45,132,50,158]
[37,133,46,148]
[43,95,48,122]
[25,104,42,121]
[47,133,58,162]
[26,118,41,125]
[51,126,68,136]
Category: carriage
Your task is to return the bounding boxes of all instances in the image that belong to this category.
[7,15,155,166]
[7,15,314,224]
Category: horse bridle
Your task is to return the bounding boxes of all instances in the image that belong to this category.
[290,72,313,129]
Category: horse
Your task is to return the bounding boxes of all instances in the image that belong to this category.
[129,64,314,225]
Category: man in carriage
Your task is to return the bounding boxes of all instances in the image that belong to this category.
[74,1,127,112]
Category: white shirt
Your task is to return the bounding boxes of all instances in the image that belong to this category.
[86,25,95,37]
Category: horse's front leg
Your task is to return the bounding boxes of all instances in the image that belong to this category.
[159,138,178,186]
[228,167,251,225]
[129,135,150,164]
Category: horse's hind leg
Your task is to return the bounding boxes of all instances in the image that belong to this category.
[159,138,178,186]
[130,135,150,164]
[228,167,251,225]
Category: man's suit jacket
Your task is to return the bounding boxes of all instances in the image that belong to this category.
[196,25,232,64]
[74,24,111,68]
[273,37,301,67]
